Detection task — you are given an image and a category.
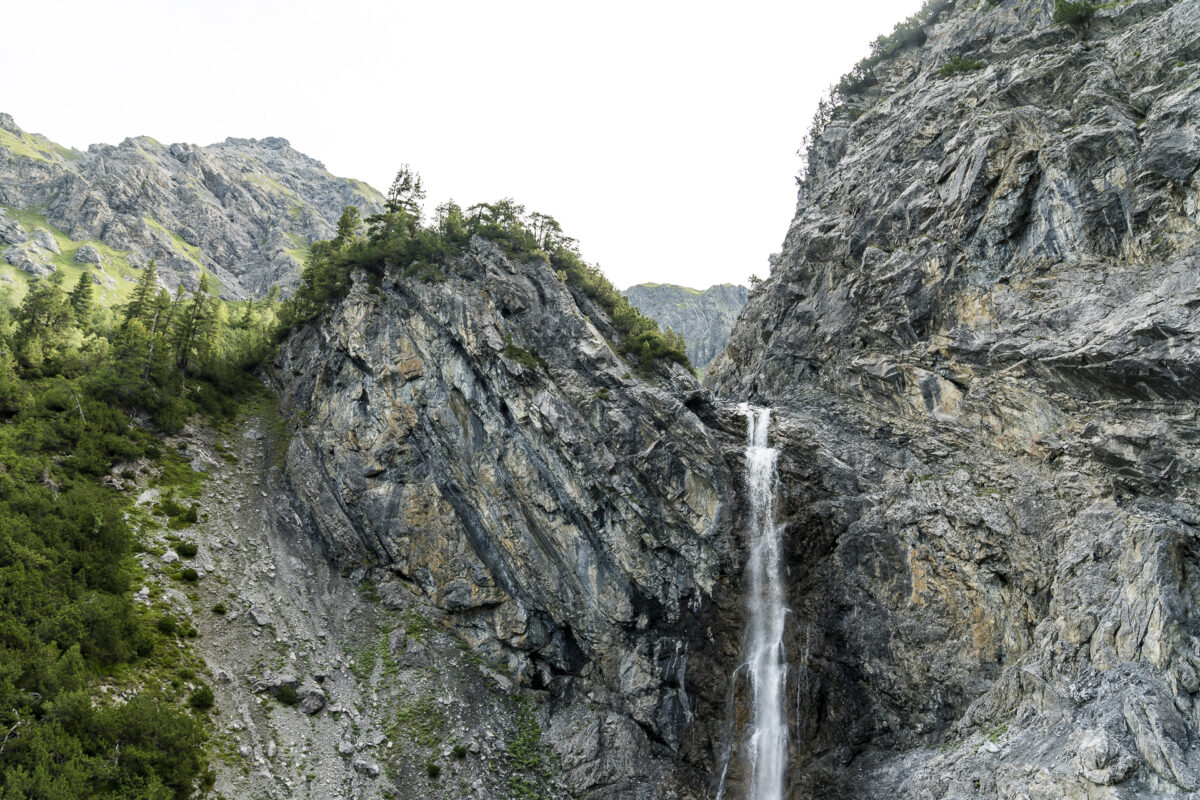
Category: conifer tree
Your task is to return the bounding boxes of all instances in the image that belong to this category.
[14,272,75,371]
[385,166,424,219]
[140,289,175,382]
[122,258,158,330]
[368,166,425,240]
[332,206,361,249]
[150,288,173,336]
[68,271,94,325]
[171,274,219,392]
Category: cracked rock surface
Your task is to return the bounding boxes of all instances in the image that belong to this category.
[0,112,382,297]
[709,0,1200,797]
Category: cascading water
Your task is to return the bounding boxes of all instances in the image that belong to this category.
[737,403,788,800]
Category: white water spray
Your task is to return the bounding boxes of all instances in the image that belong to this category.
[740,403,788,800]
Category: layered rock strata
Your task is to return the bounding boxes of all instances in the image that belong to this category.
[710,0,1200,797]
[273,238,752,796]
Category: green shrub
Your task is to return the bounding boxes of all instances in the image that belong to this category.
[426,761,442,778]
[175,541,198,558]
[277,684,299,706]
[212,602,227,615]
[939,55,985,77]
[1053,0,1096,24]
[157,615,178,635]
[188,684,215,710]
[178,567,199,582]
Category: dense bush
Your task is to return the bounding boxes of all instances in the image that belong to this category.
[276,684,299,706]
[1053,0,1096,24]
[0,412,210,796]
[1,693,206,799]
[0,256,278,795]
[188,684,215,711]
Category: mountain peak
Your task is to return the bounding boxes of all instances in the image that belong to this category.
[221,135,292,150]
[0,118,383,298]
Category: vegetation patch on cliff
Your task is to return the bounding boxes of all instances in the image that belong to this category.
[501,697,564,799]
[938,54,985,76]
[282,168,690,377]
[836,0,954,96]
[1052,0,1097,25]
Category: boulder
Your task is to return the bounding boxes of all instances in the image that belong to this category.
[31,230,59,254]
[296,679,326,715]
[73,244,102,264]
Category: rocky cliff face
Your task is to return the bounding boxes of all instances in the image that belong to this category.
[710,0,1200,797]
[0,113,382,298]
[59,0,1199,796]
[622,283,748,371]
[271,239,755,797]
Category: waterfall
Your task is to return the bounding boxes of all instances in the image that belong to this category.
[740,403,788,800]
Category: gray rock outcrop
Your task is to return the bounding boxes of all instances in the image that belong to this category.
[0,116,383,297]
[273,236,751,796]
[622,282,748,371]
[3,243,54,276]
[709,0,1200,797]
[72,244,101,265]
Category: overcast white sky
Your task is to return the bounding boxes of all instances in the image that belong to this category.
[1,0,923,290]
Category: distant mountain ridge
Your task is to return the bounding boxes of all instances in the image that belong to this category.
[0,113,383,300]
[621,282,748,370]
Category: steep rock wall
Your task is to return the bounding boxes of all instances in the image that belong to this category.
[272,238,752,797]
[711,0,1200,797]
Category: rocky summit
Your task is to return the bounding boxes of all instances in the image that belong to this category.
[622,283,748,372]
[0,113,382,299]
